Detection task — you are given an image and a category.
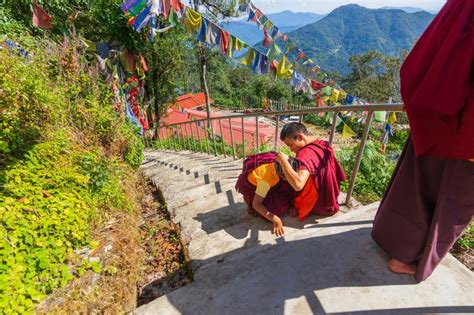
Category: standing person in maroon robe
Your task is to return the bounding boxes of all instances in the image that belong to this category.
[276,123,346,216]
[372,0,474,282]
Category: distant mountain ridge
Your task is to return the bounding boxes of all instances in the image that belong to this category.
[224,11,325,45]
[380,6,437,14]
[285,4,435,74]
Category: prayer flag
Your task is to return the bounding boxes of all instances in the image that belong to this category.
[184,8,202,33]
[342,123,357,140]
[276,55,293,80]
[388,112,397,124]
[32,0,52,29]
[267,43,282,61]
[242,48,256,66]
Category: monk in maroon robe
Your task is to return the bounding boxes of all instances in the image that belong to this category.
[372,0,474,282]
[276,123,346,216]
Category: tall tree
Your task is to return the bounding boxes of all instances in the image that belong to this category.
[342,50,405,102]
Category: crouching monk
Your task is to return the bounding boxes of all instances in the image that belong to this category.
[235,152,300,236]
[277,123,346,218]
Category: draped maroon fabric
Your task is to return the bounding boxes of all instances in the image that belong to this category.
[372,137,474,282]
[401,0,474,159]
[296,140,346,215]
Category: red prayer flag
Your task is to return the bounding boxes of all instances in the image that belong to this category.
[32,0,52,29]
[263,29,273,48]
[140,55,148,72]
[253,9,262,22]
[295,51,306,62]
[162,0,171,20]
[220,29,229,54]
[170,0,185,13]
[310,80,326,91]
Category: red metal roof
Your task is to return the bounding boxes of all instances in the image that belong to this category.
[172,92,213,110]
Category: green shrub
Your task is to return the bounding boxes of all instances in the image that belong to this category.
[0,33,143,313]
[336,141,396,204]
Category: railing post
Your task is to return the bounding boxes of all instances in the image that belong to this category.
[189,122,196,151]
[241,117,245,158]
[156,128,161,150]
[229,118,236,160]
[329,111,339,145]
[171,128,176,151]
[274,115,280,151]
[345,111,375,206]
[219,119,226,157]
[195,122,202,153]
[186,123,192,151]
[211,120,217,156]
[255,116,259,154]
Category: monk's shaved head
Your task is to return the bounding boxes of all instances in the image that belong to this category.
[280,122,308,141]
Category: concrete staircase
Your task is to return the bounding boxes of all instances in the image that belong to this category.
[137,150,474,315]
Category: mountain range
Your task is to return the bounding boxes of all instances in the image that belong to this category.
[224,11,325,45]
[279,5,435,74]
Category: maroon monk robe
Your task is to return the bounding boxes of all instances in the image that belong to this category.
[372,137,474,282]
[296,140,346,215]
[235,152,294,216]
[372,0,474,282]
[401,0,474,159]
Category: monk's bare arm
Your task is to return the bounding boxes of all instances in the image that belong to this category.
[252,195,284,236]
[276,153,310,191]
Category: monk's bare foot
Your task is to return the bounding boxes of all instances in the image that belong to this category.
[387,258,416,275]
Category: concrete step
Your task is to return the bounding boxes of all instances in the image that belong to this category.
[165,178,238,209]
[136,202,474,315]
[143,152,242,184]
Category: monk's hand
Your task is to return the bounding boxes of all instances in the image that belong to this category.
[276,152,288,165]
[272,216,285,237]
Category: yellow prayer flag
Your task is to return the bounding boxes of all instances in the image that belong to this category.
[235,38,245,51]
[339,91,347,103]
[242,48,256,66]
[264,21,273,30]
[331,89,340,104]
[276,55,293,80]
[342,123,357,140]
[184,8,202,33]
[388,112,397,124]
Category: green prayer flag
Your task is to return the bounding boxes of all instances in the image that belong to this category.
[168,9,180,27]
[267,43,282,61]
[374,111,387,123]
[128,0,147,16]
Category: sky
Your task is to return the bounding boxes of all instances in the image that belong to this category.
[251,0,446,14]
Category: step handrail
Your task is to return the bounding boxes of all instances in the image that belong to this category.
[148,103,405,206]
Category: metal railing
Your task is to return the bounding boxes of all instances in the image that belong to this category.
[145,103,404,206]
